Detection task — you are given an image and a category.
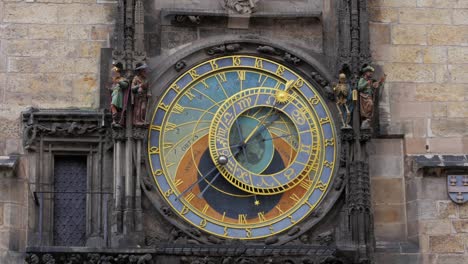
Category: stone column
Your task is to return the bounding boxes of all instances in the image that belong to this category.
[111,128,126,236]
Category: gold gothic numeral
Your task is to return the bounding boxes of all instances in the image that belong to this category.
[199,218,207,228]
[181,206,189,215]
[223,226,228,236]
[294,78,304,88]
[164,189,174,197]
[171,83,181,93]
[255,58,263,69]
[233,56,241,66]
[284,168,295,180]
[325,138,335,146]
[210,60,219,70]
[315,181,327,191]
[324,160,334,168]
[269,226,275,234]
[276,65,285,76]
[159,103,169,111]
[189,69,200,79]
[246,228,252,238]
[320,117,331,125]
[309,95,320,105]
[149,146,160,155]
[153,169,163,176]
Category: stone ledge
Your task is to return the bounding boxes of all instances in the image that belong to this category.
[410,154,468,171]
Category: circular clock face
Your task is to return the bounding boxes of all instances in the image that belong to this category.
[148,55,337,240]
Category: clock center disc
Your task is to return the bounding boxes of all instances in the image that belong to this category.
[229,115,275,174]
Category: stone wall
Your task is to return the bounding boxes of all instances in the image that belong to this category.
[0,0,114,262]
[369,0,468,154]
[369,0,468,263]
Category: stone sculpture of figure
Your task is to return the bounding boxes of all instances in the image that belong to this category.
[223,0,259,14]
[357,66,386,128]
[110,63,130,127]
[132,63,150,127]
[333,73,353,127]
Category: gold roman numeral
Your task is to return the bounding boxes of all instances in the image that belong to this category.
[257,212,266,222]
[237,70,246,81]
[200,80,209,89]
[185,91,196,101]
[185,192,195,202]
[290,193,301,203]
[238,214,248,224]
[174,179,184,187]
[217,72,227,82]
[300,179,312,190]
[172,103,184,114]
[202,204,210,214]
[165,123,177,131]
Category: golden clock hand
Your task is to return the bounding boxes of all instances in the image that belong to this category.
[242,108,277,144]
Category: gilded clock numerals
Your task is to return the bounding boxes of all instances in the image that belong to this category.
[172,103,184,114]
[174,179,184,187]
[189,69,200,79]
[199,218,207,228]
[238,214,248,224]
[276,65,285,76]
[210,60,219,70]
[185,91,196,101]
[233,56,241,66]
[181,206,189,215]
[299,179,313,190]
[245,228,252,238]
[257,212,267,223]
[255,58,263,69]
[237,70,246,81]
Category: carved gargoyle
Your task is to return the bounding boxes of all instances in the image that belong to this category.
[222,0,260,14]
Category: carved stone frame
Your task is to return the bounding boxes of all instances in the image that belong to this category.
[22,108,113,248]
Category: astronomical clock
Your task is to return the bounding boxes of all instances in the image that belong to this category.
[145,49,343,248]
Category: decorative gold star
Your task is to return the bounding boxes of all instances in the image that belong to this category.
[254,200,260,206]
